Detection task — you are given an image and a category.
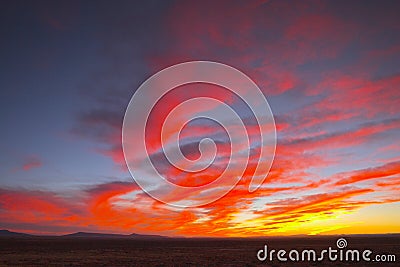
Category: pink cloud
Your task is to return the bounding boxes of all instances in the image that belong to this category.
[21,156,42,171]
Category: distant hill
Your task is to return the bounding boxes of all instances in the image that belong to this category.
[0,230,167,239]
[62,231,168,239]
[62,232,126,238]
[0,230,32,237]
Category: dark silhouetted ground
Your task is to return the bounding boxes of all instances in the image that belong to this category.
[0,235,398,266]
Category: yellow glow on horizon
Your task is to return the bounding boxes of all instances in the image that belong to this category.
[220,202,400,237]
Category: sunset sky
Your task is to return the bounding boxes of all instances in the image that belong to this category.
[0,0,399,236]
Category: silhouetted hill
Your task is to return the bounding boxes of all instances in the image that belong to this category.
[62,232,126,238]
[62,231,168,239]
[0,230,32,237]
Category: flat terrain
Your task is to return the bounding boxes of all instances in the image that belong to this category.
[0,235,398,266]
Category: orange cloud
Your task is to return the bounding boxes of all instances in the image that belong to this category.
[335,161,400,186]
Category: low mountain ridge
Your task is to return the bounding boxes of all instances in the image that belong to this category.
[0,229,167,239]
[0,230,32,237]
[62,231,168,239]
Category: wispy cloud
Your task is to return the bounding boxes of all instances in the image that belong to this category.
[20,156,42,171]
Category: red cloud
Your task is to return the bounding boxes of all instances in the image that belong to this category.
[334,161,400,186]
[21,156,42,171]
[0,188,84,234]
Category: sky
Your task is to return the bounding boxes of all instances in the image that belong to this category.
[0,0,399,236]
